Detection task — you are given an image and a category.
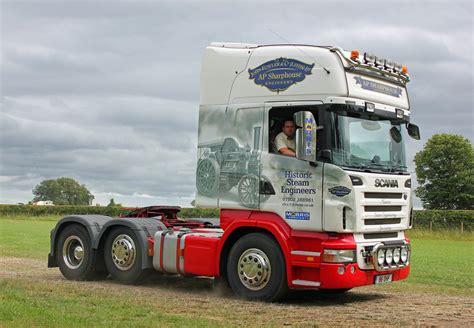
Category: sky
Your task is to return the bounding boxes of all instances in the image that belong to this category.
[1,0,473,208]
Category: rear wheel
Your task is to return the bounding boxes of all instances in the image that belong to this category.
[56,224,98,280]
[104,227,148,284]
[227,233,288,301]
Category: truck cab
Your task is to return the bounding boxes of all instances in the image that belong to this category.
[195,43,419,295]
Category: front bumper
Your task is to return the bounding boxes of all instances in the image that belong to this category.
[319,263,410,289]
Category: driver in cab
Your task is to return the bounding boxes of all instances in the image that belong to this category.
[275,119,296,157]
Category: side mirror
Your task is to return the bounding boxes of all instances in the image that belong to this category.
[406,123,421,140]
[294,111,318,162]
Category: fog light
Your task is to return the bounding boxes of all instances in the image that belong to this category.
[393,248,401,264]
[377,248,385,265]
[385,248,393,264]
[337,266,345,275]
[400,247,408,263]
[350,266,356,274]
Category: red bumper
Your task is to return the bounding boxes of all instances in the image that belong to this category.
[318,263,410,289]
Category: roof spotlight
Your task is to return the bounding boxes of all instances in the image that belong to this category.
[375,56,385,67]
[384,59,395,71]
[394,62,403,73]
[364,52,376,65]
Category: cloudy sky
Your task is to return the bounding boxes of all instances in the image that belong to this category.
[1,0,472,207]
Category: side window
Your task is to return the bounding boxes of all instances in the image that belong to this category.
[268,106,319,157]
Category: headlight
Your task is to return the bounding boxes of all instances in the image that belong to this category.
[322,249,356,263]
[393,248,401,264]
[377,248,385,265]
[400,247,408,263]
[385,248,393,264]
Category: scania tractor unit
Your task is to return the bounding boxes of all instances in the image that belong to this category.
[48,43,420,301]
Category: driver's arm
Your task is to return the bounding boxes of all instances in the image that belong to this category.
[279,147,296,157]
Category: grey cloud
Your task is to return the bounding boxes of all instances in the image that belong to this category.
[1,1,472,206]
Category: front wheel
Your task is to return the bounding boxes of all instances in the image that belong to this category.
[104,227,148,284]
[227,233,288,301]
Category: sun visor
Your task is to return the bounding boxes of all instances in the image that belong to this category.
[346,72,409,110]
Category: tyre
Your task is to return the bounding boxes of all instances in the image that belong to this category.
[104,227,148,284]
[56,224,98,280]
[227,233,288,301]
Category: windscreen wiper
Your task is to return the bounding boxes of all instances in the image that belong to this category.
[356,162,390,172]
[388,164,408,172]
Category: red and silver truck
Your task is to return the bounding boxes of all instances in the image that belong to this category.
[48,43,420,301]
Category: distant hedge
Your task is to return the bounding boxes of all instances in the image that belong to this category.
[0,205,471,231]
[413,210,473,231]
[0,205,220,218]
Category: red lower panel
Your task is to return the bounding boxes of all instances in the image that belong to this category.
[318,264,410,289]
[183,235,220,277]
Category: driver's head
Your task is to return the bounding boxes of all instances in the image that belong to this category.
[282,119,296,138]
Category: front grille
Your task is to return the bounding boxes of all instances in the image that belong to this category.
[364,218,401,225]
[363,232,398,239]
[365,205,402,212]
[365,192,402,199]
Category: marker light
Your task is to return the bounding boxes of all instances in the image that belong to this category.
[402,66,408,74]
[364,52,376,65]
[351,50,360,60]
[396,109,404,119]
[365,102,375,113]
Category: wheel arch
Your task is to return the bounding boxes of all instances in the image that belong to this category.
[218,212,292,284]
[48,215,113,267]
[97,218,166,270]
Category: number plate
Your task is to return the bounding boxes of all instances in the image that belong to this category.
[374,274,393,284]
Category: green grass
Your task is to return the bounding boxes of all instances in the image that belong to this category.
[0,217,58,259]
[395,238,474,294]
[1,216,473,295]
[0,279,219,327]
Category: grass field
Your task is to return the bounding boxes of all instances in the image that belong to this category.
[1,215,473,327]
[1,215,472,293]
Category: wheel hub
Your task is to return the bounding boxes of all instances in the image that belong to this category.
[111,234,136,271]
[73,245,83,261]
[62,235,84,269]
[237,248,271,290]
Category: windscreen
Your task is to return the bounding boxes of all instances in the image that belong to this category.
[330,111,407,173]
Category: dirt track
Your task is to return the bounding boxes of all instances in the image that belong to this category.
[1,257,473,327]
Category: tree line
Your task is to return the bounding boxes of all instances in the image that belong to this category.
[31,133,473,210]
